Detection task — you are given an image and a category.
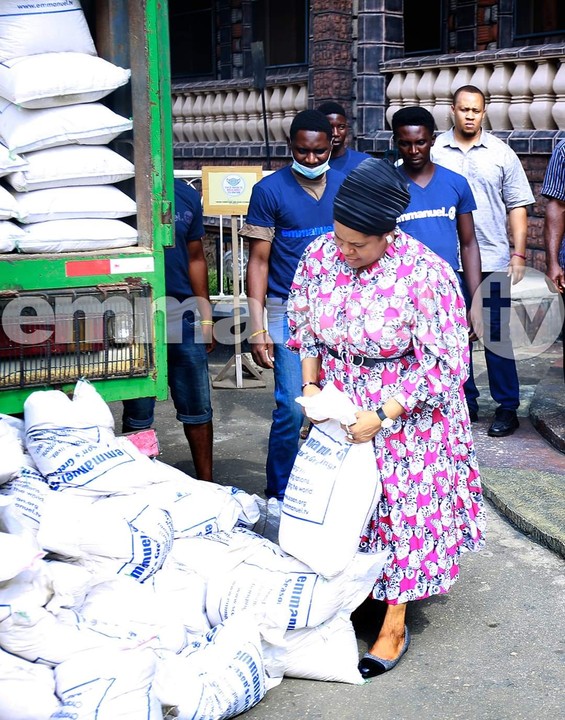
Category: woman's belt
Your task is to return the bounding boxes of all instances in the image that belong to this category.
[324,346,411,367]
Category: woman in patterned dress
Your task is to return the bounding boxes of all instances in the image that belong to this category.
[287,158,486,678]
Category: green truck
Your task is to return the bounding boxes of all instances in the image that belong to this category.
[0,0,174,414]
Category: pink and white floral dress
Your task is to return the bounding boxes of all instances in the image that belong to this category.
[287,228,486,604]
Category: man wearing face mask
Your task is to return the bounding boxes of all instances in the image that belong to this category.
[240,109,345,502]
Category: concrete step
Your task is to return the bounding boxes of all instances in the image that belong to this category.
[529,360,565,455]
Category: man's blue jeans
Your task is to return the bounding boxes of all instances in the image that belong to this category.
[265,301,303,501]
[122,311,212,431]
[461,271,520,414]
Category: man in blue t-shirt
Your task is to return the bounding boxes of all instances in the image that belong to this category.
[317,101,370,176]
[392,106,483,421]
[122,179,215,480]
[240,109,345,500]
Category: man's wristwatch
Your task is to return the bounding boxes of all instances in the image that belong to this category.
[376,406,394,429]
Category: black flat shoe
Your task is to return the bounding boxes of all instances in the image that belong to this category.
[358,626,411,679]
[487,409,519,437]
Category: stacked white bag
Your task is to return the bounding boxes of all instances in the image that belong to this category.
[0,380,391,719]
[0,140,27,250]
[0,1,137,254]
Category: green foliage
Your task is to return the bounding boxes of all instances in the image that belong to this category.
[208,269,219,296]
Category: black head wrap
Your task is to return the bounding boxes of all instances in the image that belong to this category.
[333,158,411,235]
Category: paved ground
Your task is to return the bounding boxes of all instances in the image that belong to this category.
[108,336,565,720]
[241,511,565,720]
[470,342,565,558]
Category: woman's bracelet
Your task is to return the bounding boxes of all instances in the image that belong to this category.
[248,328,267,340]
[512,252,526,260]
[200,320,214,326]
[301,381,320,390]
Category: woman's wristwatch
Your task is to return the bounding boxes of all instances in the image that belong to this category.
[376,406,394,429]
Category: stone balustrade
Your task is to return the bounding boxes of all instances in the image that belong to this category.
[172,77,308,146]
[381,44,565,132]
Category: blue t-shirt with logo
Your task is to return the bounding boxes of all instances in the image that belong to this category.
[330,148,370,176]
[165,179,206,301]
[245,166,345,299]
[396,163,476,270]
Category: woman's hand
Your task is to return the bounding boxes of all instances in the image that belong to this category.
[342,410,381,443]
[302,383,327,423]
[302,383,322,398]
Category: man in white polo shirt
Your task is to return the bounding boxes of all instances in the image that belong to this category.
[432,84,534,437]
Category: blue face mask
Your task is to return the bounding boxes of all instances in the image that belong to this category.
[291,157,331,180]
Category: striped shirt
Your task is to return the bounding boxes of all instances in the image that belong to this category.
[541,139,565,202]
[541,139,565,268]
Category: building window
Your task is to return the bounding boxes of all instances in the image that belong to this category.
[404,0,445,56]
[168,0,215,79]
[515,0,565,39]
[252,0,308,68]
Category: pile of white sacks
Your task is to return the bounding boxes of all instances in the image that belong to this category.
[0,380,389,720]
[0,0,137,254]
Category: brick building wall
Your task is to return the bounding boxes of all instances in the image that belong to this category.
[172,1,561,269]
[524,154,552,273]
[309,0,355,116]
[476,0,498,50]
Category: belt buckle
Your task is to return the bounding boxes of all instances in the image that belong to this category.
[340,350,363,366]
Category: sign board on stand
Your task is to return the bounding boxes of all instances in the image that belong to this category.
[201,166,266,389]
